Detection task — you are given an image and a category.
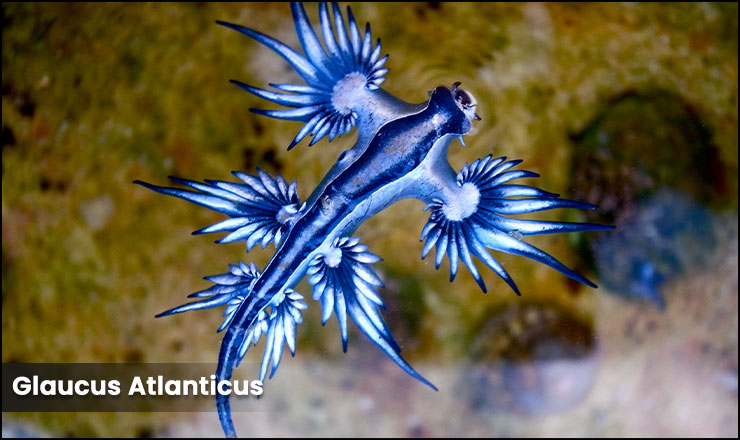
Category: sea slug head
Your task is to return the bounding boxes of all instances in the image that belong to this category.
[428,82,481,137]
[452,81,481,123]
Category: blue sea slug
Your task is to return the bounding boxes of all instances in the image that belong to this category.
[135,3,613,437]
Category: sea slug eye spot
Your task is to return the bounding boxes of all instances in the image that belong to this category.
[456,90,472,106]
[452,82,479,121]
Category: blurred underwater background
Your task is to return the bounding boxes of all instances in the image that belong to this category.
[2,2,737,437]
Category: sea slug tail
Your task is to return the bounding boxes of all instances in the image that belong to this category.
[214,281,309,436]
[216,325,242,438]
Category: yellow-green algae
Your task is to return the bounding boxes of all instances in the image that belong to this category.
[2,2,737,437]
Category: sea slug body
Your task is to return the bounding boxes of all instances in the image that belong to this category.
[135,2,613,437]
